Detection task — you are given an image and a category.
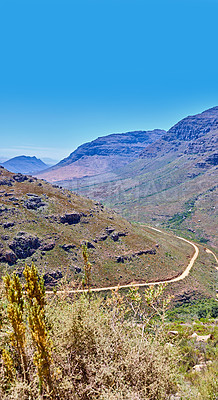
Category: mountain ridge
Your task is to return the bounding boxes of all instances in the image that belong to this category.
[36,129,165,181]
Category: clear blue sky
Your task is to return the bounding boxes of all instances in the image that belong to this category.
[0,0,217,161]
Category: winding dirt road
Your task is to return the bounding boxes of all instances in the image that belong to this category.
[205,248,218,270]
[46,227,205,294]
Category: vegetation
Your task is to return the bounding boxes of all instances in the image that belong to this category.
[0,264,217,399]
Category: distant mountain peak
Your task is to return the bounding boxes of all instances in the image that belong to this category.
[2,155,48,175]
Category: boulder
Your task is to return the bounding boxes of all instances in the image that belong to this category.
[0,178,13,186]
[60,212,81,225]
[74,266,81,273]
[111,231,128,241]
[86,241,95,249]
[61,243,76,252]
[3,222,15,229]
[40,240,56,251]
[43,270,63,285]
[9,231,41,259]
[13,174,28,182]
[24,194,45,210]
[190,333,212,342]
[0,249,17,265]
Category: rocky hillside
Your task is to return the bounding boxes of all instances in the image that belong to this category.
[36,129,165,181]
[1,155,48,174]
[0,167,196,290]
[61,107,218,247]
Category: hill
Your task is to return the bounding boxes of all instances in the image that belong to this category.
[1,155,48,174]
[57,107,218,248]
[36,129,165,181]
[0,166,204,292]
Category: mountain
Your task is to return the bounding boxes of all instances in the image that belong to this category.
[1,156,48,174]
[58,107,218,247]
[36,129,165,181]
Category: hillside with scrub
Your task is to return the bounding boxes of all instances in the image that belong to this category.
[0,264,217,399]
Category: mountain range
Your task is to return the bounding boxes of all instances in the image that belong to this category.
[36,107,217,247]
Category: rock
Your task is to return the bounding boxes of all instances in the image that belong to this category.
[9,231,41,259]
[174,290,202,304]
[40,240,55,251]
[116,256,125,263]
[3,222,15,229]
[13,173,28,182]
[43,270,63,285]
[86,241,95,249]
[168,331,179,336]
[116,248,156,263]
[82,241,95,249]
[105,226,115,234]
[111,232,119,241]
[0,178,13,186]
[98,234,108,241]
[192,361,212,372]
[24,194,45,210]
[61,243,76,252]
[136,249,156,256]
[1,235,9,240]
[111,231,128,241]
[60,212,80,224]
[0,249,17,265]
[190,333,212,342]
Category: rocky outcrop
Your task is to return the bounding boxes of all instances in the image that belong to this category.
[0,244,17,265]
[13,173,28,182]
[24,194,46,210]
[116,248,156,263]
[61,243,76,252]
[0,178,14,186]
[96,228,128,242]
[60,212,81,224]
[40,240,56,251]
[111,231,128,241]
[74,266,81,273]
[43,270,63,286]
[205,153,218,166]
[9,232,41,259]
[3,222,15,229]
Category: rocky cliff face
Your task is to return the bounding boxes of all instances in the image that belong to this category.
[140,107,218,159]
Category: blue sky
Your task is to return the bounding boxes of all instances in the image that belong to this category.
[0,0,218,162]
